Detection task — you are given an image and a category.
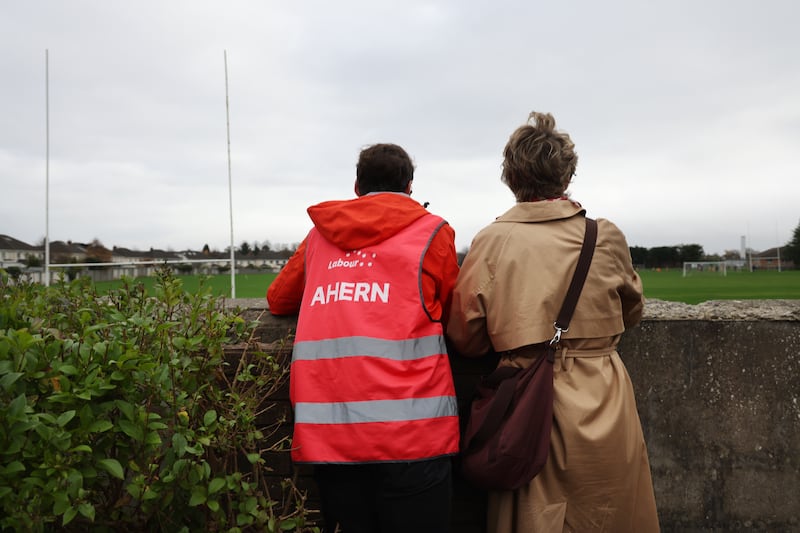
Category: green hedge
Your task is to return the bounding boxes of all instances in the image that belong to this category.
[0,269,317,532]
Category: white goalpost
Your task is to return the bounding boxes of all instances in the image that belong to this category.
[682,261,727,277]
[40,50,240,298]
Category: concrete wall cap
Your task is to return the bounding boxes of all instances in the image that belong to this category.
[643,299,800,321]
[225,298,800,322]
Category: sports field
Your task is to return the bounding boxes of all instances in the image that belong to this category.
[639,268,799,303]
[93,272,279,300]
[92,269,800,304]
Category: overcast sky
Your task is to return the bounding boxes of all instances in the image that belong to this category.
[2,1,798,256]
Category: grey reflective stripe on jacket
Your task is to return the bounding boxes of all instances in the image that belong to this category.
[294,395,458,424]
[292,334,447,362]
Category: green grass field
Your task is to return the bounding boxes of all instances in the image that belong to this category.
[638,268,800,304]
[93,269,800,304]
[93,273,278,300]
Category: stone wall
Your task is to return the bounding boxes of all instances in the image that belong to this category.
[229,299,800,532]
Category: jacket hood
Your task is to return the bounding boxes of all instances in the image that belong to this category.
[307,192,431,249]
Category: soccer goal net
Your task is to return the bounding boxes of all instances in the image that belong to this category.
[682,261,727,277]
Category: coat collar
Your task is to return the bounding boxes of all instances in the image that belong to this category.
[494,198,586,224]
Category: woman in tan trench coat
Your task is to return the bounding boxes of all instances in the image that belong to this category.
[447,111,660,532]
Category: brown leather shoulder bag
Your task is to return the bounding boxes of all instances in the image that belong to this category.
[460,217,597,490]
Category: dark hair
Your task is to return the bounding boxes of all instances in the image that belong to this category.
[501,111,578,202]
[356,143,414,195]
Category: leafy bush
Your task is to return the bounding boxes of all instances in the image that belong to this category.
[3,266,21,280]
[0,268,317,532]
[175,264,194,275]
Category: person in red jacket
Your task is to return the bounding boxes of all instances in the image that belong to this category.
[267,143,461,533]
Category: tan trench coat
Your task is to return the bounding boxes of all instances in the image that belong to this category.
[447,200,659,533]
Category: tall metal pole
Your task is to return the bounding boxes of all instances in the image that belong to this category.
[45,49,50,286]
[224,50,236,298]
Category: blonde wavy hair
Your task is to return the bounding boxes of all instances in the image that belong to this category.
[501,111,578,202]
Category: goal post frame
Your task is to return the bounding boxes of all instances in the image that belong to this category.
[682,261,728,277]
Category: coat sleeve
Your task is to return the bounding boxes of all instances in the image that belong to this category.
[421,223,460,324]
[445,234,494,357]
[266,238,308,316]
[605,222,644,328]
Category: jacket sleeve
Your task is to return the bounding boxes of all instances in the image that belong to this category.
[421,223,460,324]
[445,234,494,358]
[606,222,644,328]
[266,238,307,316]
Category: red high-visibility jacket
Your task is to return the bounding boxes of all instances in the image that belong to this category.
[290,213,459,463]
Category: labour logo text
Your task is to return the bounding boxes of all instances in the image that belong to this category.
[327,250,377,270]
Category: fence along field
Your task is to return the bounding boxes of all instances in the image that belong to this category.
[91,269,800,305]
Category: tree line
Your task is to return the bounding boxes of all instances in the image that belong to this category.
[629,244,705,269]
[232,240,300,257]
[629,219,800,269]
[784,221,800,265]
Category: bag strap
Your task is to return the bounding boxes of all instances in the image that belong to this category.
[465,218,598,450]
[549,217,597,347]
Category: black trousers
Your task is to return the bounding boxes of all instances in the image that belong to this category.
[313,456,453,533]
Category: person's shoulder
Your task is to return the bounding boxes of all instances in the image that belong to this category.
[593,217,633,250]
[462,220,513,254]
[594,217,626,235]
[425,217,456,257]
[433,217,455,236]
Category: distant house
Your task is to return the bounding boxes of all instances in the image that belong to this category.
[243,249,290,271]
[181,249,289,272]
[0,234,41,268]
[102,247,186,278]
[111,247,182,264]
[183,249,231,271]
[147,248,183,263]
[111,247,150,263]
[86,241,113,263]
[0,234,291,282]
[751,247,794,270]
[46,241,87,264]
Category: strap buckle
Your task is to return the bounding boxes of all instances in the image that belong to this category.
[550,322,568,346]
